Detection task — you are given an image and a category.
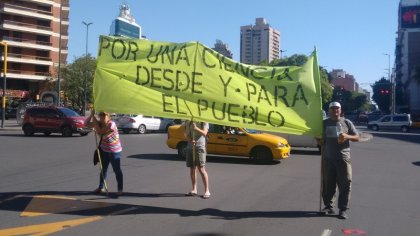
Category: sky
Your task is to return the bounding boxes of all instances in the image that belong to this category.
[68,0,400,92]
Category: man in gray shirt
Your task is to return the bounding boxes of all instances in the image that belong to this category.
[321,102,360,219]
[184,121,210,199]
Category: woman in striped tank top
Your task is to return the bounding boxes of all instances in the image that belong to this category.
[86,111,123,196]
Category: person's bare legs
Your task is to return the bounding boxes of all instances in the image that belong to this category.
[189,167,198,194]
[198,166,210,196]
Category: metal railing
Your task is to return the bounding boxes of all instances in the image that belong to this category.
[3,20,52,31]
[4,3,52,16]
[2,36,52,46]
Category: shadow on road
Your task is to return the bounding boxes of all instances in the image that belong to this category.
[290,149,320,156]
[0,191,319,219]
[412,161,420,167]
[127,154,280,165]
[371,132,420,144]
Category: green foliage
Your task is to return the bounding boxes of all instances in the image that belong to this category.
[371,77,391,113]
[61,55,96,111]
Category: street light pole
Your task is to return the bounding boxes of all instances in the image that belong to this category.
[82,21,92,116]
[280,50,286,59]
[383,53,394,115]
[0,42,7,128]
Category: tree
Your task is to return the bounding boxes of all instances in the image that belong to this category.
[61,55,96,112]
[371,77,391,113]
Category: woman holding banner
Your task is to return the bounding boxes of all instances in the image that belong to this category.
[184,120,210,199]
[86,111,124,196]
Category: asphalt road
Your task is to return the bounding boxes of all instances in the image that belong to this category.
[0,127,420,236]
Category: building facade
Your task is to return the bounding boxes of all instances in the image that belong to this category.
[212,39,233,59]
[0,0,69,101]
[240,18,280,65]
[110,3,141,39]
[330,69,360,92]
[395,0,420,116]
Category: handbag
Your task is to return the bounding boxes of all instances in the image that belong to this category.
[93,146,103,166]
[93,135,103,166]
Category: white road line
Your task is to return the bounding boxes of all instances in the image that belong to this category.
[109,207,138,216]
[321,229,332,236]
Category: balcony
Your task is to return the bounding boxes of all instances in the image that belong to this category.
[2,36,53,51]
[3,3,53,20]
[1,69,51,81]
[1,20,53,35]
[27,0,54,6]
[7,53,53,66]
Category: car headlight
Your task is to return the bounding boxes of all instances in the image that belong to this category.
[277,142,285,147]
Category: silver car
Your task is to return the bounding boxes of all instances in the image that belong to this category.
[367,114,412,132]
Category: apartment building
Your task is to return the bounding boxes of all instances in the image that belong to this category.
[240,18,280,65]
[0,0,69,100]
[395,0,420,116]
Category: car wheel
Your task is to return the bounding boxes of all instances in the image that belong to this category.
[137,124,146,134]
[62,126,73,137]
[177,142,188,159]
[80,132,89,136]
[401,126,409,133]
[371,125,379,131]
[44,132,51,136]
[23,124,34,136]
[122,128,130,134]
[251,146,273,163]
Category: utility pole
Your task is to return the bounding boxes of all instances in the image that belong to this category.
[383,53,394,115]
[57,1,63,106]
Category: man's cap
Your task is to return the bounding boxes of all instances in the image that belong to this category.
[329,101,341,108]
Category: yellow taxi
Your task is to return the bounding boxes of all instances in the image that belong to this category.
[167,123,291,162]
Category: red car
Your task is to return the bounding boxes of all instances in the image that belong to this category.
[22,106,91,137]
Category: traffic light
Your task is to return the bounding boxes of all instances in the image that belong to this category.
[380,89,390,94]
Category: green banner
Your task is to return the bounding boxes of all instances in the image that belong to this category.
[94,36,323,137]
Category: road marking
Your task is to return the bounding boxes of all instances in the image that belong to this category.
[21,195,117,217]
[109,206,138,216]
[0,216,103,236]
[0,194,24,204]
[321,229,332,236]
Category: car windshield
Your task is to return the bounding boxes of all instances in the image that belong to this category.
[58,108,80,117]
[243,128,261,134]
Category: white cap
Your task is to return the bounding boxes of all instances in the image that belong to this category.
[329,101,341,108]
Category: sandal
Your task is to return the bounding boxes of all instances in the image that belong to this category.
[185,191,197,196]
[202,193,211,199]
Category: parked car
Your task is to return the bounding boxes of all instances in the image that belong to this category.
[367,111,383,122]
[367,114,412,132]
[275,132,320,153]
[167,124,291,162]
[21,106,91,137]
[117,114,174,134]
[0,108,17,119]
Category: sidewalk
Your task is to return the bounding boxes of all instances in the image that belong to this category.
[0,119,21,131]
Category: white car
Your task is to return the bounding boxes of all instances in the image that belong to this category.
[117,114,174,134]
[275,132,320,153]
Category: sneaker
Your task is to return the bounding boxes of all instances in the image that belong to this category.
[93,187,105,194]
[320,207,335,215]
[338,210,349,219]
[116,190,123,196]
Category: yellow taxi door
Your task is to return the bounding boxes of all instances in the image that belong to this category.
[207,125,248,156]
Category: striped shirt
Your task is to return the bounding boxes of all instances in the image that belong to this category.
[100,121,122,153]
